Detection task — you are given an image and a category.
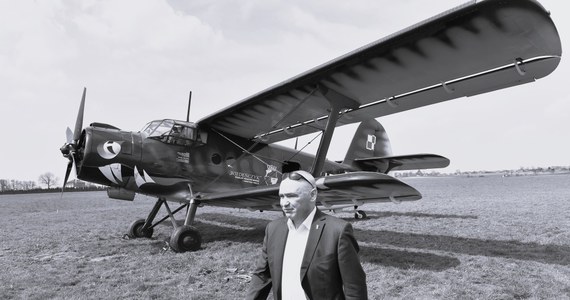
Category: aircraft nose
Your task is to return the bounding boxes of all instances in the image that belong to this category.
[60,143,71,156]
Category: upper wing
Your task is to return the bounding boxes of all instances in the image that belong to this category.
[197,0,561,143]
[196,172,421,211]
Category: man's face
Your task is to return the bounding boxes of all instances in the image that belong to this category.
[279,178,316,227]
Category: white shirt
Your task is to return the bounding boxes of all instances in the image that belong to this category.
[281,208,317,300]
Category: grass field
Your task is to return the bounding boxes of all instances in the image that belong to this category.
[1,174,569,299]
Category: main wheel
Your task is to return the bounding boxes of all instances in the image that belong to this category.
[354,210,367,219]
[128,219,154,238]
[170,225,202,252]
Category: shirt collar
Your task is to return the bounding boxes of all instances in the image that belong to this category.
[287,207,317,231]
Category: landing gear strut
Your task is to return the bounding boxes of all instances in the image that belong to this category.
[127,197,202,252]
[169,199,201,252]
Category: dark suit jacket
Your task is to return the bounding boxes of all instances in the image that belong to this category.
[246,210,367,300]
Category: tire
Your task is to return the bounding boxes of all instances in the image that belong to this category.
[354,210,367,219]
[170,225,202,252]
[128,219,153,238]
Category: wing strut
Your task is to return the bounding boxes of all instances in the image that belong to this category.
[311,85,360,177]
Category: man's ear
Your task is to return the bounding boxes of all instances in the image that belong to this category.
[309,188,317,202]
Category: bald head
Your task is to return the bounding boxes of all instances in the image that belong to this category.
[279,171,317,227]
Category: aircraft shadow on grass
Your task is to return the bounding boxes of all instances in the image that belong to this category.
[353,229,570,267]
[343,211,479,222]
[182,213,570,269]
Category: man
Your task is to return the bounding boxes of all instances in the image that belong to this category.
[246,170,367,300]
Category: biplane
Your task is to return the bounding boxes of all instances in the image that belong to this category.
[60,0,561,252]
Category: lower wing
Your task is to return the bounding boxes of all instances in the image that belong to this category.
[196,172,421,211]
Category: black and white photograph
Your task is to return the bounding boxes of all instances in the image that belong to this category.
[0,0,568,298]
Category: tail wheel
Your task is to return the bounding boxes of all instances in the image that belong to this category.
[170,225,202,252]
[354,210,367,219]
[128,219,154,238]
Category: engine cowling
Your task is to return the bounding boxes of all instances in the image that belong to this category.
[107,187,135,201]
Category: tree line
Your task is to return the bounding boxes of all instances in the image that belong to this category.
[3,166,569,193]
[0,172,105,194]
[394,166,570,178]
[0,179,38,192]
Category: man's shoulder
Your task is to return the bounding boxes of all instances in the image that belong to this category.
[264,211,349,231]
[266,216,287,230]
[317,210,350,229]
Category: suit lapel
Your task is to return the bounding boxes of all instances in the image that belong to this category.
[272,218,289,297]
[300,210,326,279]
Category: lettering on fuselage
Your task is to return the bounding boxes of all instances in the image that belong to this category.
[176,152,190,163]
[228,164,280,186]
[229,171,261,185]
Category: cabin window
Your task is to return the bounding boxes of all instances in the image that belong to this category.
[211,153,222,165]
[164,124,197,146]
[142,120,199,146]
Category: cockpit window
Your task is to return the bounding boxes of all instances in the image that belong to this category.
[140,121,161,137]
[150,120,175,137]
[141,119,197,146]
[140,120,174,138]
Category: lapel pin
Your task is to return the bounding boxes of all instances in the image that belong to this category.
[316,225,319,229]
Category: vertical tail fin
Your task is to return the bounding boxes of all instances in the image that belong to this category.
[343,119,392,169]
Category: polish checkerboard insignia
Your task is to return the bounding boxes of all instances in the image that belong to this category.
[366,134,376,151]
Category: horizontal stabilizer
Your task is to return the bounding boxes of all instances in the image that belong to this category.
[197,172,421,211]
[354,154,450,173]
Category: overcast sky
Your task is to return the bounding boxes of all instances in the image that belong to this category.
[1,0,568,182]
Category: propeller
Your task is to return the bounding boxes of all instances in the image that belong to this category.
[60,87,86,193]
[62,153,75,191]
[74,87,86,142]
[66,127,73,144]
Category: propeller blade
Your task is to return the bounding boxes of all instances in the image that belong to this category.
[62,87,85,196]
[73,87,86,142]
[66,127,73,144]
[62,159,73,195]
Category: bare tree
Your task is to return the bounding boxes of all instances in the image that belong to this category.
[0,179,9,192]
[23,181,37,190]
[38,172,59,189]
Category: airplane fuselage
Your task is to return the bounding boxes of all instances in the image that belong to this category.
[75,119,351,203]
